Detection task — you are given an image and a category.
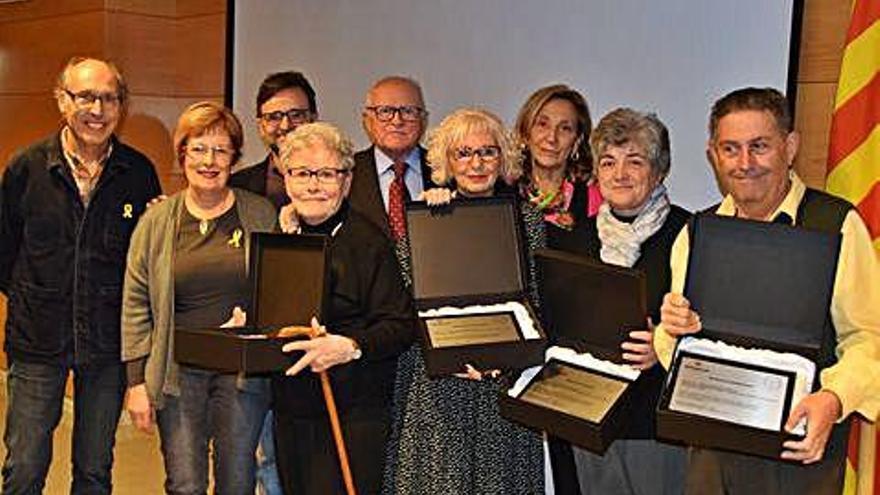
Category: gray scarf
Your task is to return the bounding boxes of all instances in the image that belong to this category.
[597,184,670,267]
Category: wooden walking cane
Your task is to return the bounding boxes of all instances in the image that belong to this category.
[276,325,358,495]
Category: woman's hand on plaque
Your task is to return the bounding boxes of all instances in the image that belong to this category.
[219,306,247,328]
[454,363,501,381]
[621,318,658,370]
[659,292,701,337]
[419,188,455,207]
[279,203,301,234]
[283,317,360,375]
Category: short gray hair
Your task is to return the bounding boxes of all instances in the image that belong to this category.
[590,108,671,179]
[279,122,355,171]
[55,56,128,104]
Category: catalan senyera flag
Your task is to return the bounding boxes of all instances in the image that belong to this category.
[825,1,880,494]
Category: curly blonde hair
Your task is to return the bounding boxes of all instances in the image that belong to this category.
[426,108,522,186]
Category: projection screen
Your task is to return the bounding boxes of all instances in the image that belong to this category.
[230,0,797,210]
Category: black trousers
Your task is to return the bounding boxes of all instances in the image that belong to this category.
[274,407,390,495]
[548,436,583,495]
[685,421,850,495]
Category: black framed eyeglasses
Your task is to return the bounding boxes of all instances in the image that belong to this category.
[285,167,350,184]
[63,88,122,109]
[260,108,313,125]
[453,145,502,162]
[365,105,425,122]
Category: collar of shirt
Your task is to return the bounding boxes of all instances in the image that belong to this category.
[716,170,805,225]
[374,146,422,182]
[60,126,113,170]
[373,146,424,209]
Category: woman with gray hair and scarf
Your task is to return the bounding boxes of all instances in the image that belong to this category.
[552,108,689,495]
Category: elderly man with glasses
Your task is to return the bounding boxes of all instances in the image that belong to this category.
[351,76,437,243]
[0,56,160,494]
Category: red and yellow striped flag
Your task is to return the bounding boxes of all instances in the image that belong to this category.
[826,0,880,252]
[826,1,880,494]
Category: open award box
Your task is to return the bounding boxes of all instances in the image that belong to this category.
[499,248,649,454]
[656,213,841,459]
[175,233,329,374]
[406,196,547,377]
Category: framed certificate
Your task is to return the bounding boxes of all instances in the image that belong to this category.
[667,351,796,432]
[518,360,630,424]
[423,311,521,348]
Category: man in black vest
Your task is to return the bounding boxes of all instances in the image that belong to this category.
[655,87,880,494]
[351,76,436,238]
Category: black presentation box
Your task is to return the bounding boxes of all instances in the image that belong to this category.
[656,213,841,459]
[175,233,329,374]
[535,248,646,362]
[407,196,547,377]
[499,248,648,454]
[499,358,642,454]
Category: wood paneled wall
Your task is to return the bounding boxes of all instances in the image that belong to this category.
[793,0,852,188]
[0,0,227,368]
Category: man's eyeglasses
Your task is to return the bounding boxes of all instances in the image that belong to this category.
[365,105,425,123]
[286,167,350,184]
[453,145,502,162]
[260,108,313,126]
[185,144,234,164]
[63,89,122,109]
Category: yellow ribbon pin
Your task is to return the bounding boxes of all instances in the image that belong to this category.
[228,228,243,248]
[122,203,133,219]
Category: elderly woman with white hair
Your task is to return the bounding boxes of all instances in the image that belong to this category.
[271,122,416,495]
[383,108,545,495]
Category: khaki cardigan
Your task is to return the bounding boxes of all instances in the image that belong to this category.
[121,188,277,408]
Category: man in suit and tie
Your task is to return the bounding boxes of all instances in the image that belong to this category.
[351,76,435,239]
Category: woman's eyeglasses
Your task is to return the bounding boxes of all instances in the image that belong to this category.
[285,167,350,184]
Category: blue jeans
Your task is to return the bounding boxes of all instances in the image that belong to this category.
[156,367,269,495]
[2,358,125,495]
[255,410,282,495]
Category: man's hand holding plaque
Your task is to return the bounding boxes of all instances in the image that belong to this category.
[659,291,838,463]
[660,293,701,337]
[781,389,842,464]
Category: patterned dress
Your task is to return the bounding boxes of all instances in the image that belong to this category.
[383,200,547,495]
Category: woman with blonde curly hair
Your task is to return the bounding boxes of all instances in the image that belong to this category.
[383,108,545,495]
[424,108,522,195]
